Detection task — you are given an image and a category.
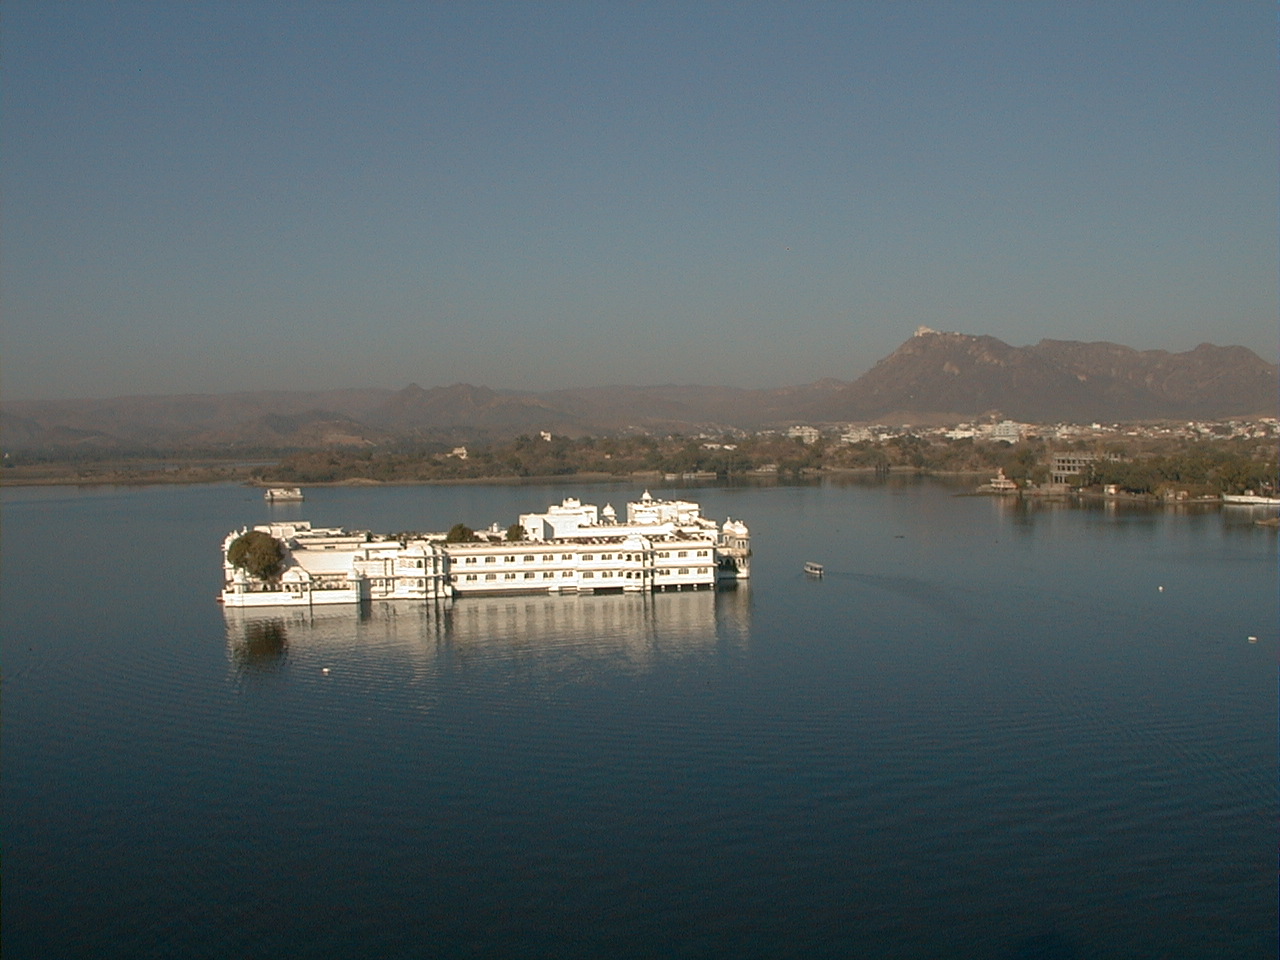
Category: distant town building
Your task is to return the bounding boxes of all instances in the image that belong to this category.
[841,426,874,444]
[786,425,821,444]
[988,420,1026,441]
[987,468,1018,492]
[1051,453,1099,484]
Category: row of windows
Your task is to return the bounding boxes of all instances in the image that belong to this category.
[368,549,715,571]
[462,553,579,564]
[461,571,576,582]
[460,552,694,564]
[456,568,712,583]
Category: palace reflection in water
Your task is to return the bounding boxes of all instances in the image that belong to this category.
[224,584,752,681]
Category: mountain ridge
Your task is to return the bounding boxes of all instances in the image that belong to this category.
[4,332,1275,452]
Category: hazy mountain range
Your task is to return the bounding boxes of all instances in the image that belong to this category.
[4,330,1276,453]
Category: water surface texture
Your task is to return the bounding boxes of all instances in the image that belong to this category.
[3,480,1275,959]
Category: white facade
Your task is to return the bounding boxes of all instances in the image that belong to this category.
[986,420,1026,441]
[221,521,452,608]
[625,490,704,526]
[445,532,719,596]
[519,497,599,540]
[222,494,750,608]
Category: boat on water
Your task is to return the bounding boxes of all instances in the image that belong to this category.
[803,562,824,577]
[1222,493,1280,506]
[265,487,305,502]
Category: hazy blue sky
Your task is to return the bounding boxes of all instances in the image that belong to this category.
[3,1,1276,400]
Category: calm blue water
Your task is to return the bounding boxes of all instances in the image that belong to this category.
[3,479,1276,959]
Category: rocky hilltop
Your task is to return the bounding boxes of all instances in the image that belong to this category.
[801,329,1278,423]
[4,331,1275,452]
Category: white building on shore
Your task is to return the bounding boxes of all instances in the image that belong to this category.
[221,492,750,608]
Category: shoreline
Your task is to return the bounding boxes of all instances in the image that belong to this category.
[0,468,657,489]
[2,464,988,489]
[3,464,1273,511]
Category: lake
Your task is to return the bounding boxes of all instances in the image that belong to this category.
[2,478,1275,959]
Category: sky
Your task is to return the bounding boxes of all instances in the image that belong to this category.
[2,1,1276,400]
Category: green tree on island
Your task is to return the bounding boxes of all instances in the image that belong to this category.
[445,523,478,542]
[226,530,285,580]
[505,523,526,541]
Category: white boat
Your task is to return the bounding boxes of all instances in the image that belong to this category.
[1222,493,1280,506]
[803,562,824,577]
[265,487,305,502]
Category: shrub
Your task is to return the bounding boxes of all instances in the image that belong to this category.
[445,523,477,543]
[227,530,285,580]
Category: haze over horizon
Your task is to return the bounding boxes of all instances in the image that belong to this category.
[3,2,1276,402]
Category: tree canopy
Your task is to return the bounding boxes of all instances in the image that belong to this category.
[445,523,478,542]
[227,530,285,580]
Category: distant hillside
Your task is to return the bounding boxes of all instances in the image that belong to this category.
[367,383,583,438]
[1,389,395,452]
[800,330,1278,423]
[2,332,1274,453]
[1028,339,1277,419]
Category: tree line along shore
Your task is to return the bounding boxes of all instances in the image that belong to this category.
[4,430,1276,500]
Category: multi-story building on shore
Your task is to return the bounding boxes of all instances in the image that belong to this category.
[221,491,750,608]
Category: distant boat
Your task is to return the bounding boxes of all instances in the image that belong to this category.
[265,487,304,502]
[803,561,824,577]
[1222,493,1280,506]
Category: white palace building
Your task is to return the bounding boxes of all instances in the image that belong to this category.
[221,492,751,608]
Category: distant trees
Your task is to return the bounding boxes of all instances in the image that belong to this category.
[1001,443,1049,484]
[226,530,285,580]
[253,427,1278,493]
[445,523,478,542]
[1212,451,1279,495]
[1090,447,1279,497]
[505,523,526,541]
